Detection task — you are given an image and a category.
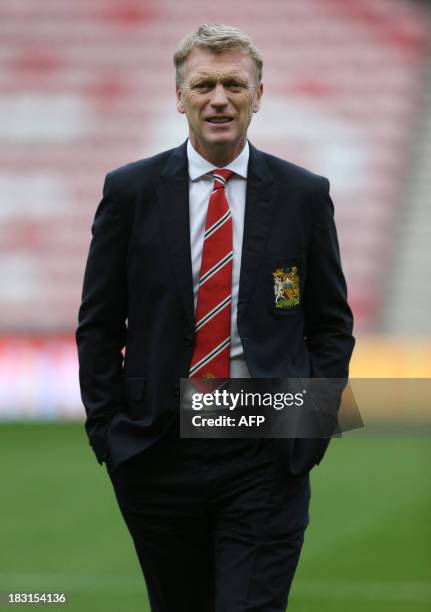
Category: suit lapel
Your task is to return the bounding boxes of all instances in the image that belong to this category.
[238,142,277,321]
[156,141,195,331]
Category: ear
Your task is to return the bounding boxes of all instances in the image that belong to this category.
[176,84,186,114]
[253,82,263,113]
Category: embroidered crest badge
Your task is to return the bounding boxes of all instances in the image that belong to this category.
[272,265,301,309]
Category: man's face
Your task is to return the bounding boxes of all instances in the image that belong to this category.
[176,47,263,164]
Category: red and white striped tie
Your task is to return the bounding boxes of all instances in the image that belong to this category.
[189,169,235,381]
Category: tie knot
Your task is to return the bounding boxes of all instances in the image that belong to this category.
[209,169,235,190]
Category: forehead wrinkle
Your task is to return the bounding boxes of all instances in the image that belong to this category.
[189,70,249,85]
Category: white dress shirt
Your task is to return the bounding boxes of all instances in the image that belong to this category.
[187,138,251,378]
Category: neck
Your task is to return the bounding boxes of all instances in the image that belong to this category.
[190,137,246,167]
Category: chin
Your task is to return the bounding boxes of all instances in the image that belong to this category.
[210,136,233,145]
[205,134,236,146]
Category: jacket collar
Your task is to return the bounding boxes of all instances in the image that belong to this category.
[159,138,273,183]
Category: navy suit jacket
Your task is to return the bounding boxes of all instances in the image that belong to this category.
[76,140,355,473]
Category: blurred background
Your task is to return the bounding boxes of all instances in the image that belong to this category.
[1,1,430,611]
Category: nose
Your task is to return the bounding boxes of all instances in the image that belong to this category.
[210,83,229,108]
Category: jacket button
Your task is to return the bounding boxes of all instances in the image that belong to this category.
[173,385,180,398]
[184,336,193,347]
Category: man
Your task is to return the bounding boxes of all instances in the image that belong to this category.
[76,23,354,612]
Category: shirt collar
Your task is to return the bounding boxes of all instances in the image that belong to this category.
[187,138,249,181]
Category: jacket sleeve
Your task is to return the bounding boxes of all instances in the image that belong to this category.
[304,177,355,379]
[76,172,129,465]
[291,177,356,471]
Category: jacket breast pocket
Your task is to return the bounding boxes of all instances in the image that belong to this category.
[125,377,147,420]
[265,256,304,317]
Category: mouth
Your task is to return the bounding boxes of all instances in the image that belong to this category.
[205,117,234,124]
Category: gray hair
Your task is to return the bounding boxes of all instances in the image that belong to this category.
[173,23,263,87]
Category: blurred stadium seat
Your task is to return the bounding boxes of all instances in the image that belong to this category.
[0,0,430,415]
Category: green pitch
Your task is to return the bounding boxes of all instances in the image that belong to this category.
[1,423,430,611]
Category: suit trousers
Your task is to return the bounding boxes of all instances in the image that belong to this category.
[106,422,311,612]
